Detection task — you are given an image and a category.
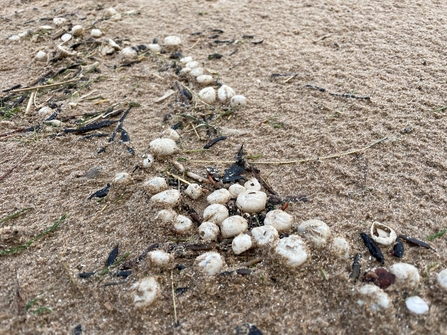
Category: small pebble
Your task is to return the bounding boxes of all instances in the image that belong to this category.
[196,75,215,85]
[230,95,247,107]
[405,296,429,315]
[174,215,193,233]
[297,219,331,247]
[61,33,72,42]
[143,177,167,194]
[143,154,154,168]
[232,234,252,255]
[203,204,229,225]
[113,172,131,184]
[220,215,248,238]
[244,178,261,191]
[236,190,267,213]
[195,252,224,275]
[147,44,161,53]
[149,250,172,267]
[133,277,159,307]
[437,268,447,290]
[389,263,420,287]
[149,138,179,157]
[91,29,102,38]
[330,237,351,259]
[71,25,84,37]
[184,183,203,200]
[53,17,67,26]
[357,285,390,312]
[198,87,216,104]
[217,85,236,102]
[198,221,220,241]
[275,235,308,267]
[150,189,181,208]
[35,50,47,61]
[252,225,279,246]
[164,35,181,47]
[207,189,232,205]
[264,210,293,232]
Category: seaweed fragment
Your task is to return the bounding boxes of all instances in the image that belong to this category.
[78,272,95,278]
[222,145,245,183]
[399,234,434,250]
[204,136,227,149]
[360,232,384,263]
[106,244,119,267]
[391,238,404,258]
[87,183,110,200]
[349,253,361,281]
[64,120,114,134]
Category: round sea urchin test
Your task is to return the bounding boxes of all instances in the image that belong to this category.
[164,36,181,47]
[230,95,247,107]
[149,250,172,267]
[196,75,214,85]
[149,138,178,157]
[244,178,261,191]
[220,216,248,238]
[389,263,421,287]
[113,172,131,184]
[199,87,216,104]
[370,222,397,246]
[229,184,246,198]
[297,219,331,247]
[264,210,293,232]
[437,269,447,290]
[185,183,203,200]
[195,252,224,275]
[232,234,252,255]
[203,204,229,225]
[174,215,193,233]
[252,225,279,247]
[207,189,232,205]
[143,177,167,194]
[198,221,220,241]
[275,235,308,267]
[71,25,84,37]
[122,46,138,60]
[217,85,235,102]
[133,277,159,308]
[236,191,267,214]
[331,237,351,259]
[405,296,429,315]
[150,189,181,208]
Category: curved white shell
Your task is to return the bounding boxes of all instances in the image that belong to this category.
[71,25,84,37]
[370,221,397,246]
[297,219,331,247]
[122,46,138,60]
[147,44,161,53]
[275,235,308,267]
[143,154,154,168]
[236,190,267,213]
[149,250,172,267]
[155,209,177,223]
[358,285,390,312]
[196,75,214,85]
[190,67,204,77]
[161,128,180,141]
[220,215,248,238]
[228,184,246,198]
[405,296,429,315]
[91,29,102,38]
[174,215,193,233]
[113,172,131,184]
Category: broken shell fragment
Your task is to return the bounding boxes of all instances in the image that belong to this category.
[275,235,308,267]
[71,25,84,37]
[133,277,159,307]
[297,219,331,247]
[198,87,216,104]
[143,177,167,194]
[147,44,161,53]
[122,46,137,60]
[164,35,181,47]
[244,178,261,191]
[232,234,252,255]
[203,204,229,225]
[35,50,47,61]
[150,189,181,208]
[149,138,179,157]
[196,75,214,85]
[331,237,351,259]
[190,67,204,77]
[357,285,390,312]
[161,128,180,141]
[174,215,193,233]
[184,183,203,200]
[195,252,224,275]
[207,189,232,205]
[185,61,199,69]
[61,33,72,42]
[236,191,267,214]
[230,95,247,107]
[437,269,447,290]
[113,172,131,184]
[228,184,246,198]
[198,221,220,241]
[264,210,293,233]
[405,296,429,315]
[370,222,397,246]
[389,263,421,287]
[143,154,154,168]
[217,85,235,102]
[155,209,177,223]
[252,225,279,247]
[180,56,193,64]
[221,216,248,238]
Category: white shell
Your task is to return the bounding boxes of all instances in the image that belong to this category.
[39,25,53,30]
[330,237,351,259]
[143,154,154,168]
[18,31,29,38]
[405,296,429,315]
[228,184,246,198]
[437,269,447,290]
[264,210,293,232]
[91,29,102,38]
[190,67,204,77]
[104,7,117,18]
[198,221,220,241]
[236,190,267,213]
[8,35,20,41]
[389,263,421,287]
[143,177,167,194]
[217,85,235,102]
[35,50,47,61]
[203,204,229,225]
[61,33,72,42]
[71,25,84,37]
[155,209,177,223]
[252,225,279,246]
[195,252,224,275]
[370,222,397,246]
[53,17,67,26]
[161,128,180,141]
[198,87,216,104]
[207,189,232,205]
[133,277,159,307]
[38,106,52,116]
[113,172,131,184]
[150,189,181,208]
[220,215,248,238]
[232,234,252,255]
[357,285,390,312]
[164,36,181,47]
[230,95,247,107]
[179,67,191,75]
[196,75,214,85]
[244,178,261,191]
[275,235,308,267]
[149,138,179,157]
[108,39,120,50]
[147,44,161,53]
[297,219,331,247]
[174,215,193,233]
[185,61,199,69]
[180,56,193,64]
[149,250,172,267]
[122,47,137,60]
[184,183,203,200]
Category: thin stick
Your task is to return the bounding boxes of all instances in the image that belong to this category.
[87,204,108,225]
[61,262,83,296]
[0,151,30,182]
[190,122,201,140]
[166,171,191,185]
[171,270,178,326]
[8,78,81,93]
[25,91,36,116]
[187,38,201,50]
